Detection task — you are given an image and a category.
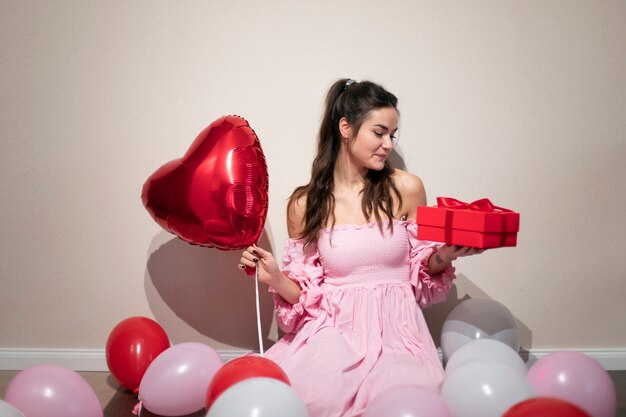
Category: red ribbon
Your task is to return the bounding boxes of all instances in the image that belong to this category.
[436,197,512,213]
[435,197,515,246]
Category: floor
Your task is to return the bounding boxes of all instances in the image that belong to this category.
[1,370,625,417]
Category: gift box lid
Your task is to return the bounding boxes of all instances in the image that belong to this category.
[417,197,520,233]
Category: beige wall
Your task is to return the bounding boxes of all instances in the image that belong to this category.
[1,1,625,353]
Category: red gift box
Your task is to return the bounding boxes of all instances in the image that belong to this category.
[416,197,519,248]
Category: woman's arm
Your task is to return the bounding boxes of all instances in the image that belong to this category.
[394,169,482,275]
[237,194,307,305]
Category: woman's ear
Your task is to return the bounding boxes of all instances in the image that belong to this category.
[338,117,352,140]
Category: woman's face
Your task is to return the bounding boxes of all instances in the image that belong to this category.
[346,107,399,171]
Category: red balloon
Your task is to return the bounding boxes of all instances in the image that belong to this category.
[205,355,290,409]
[105,316,170,394]
[503,397,592,417]
[142,115,269,250]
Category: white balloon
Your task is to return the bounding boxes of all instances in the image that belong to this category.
[206,377,308,417]
[441,359,534,417]
[441,298,519,361]
[445,338,527,376]
[0,400,25,417]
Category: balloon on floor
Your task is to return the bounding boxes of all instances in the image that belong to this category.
[139,342,223,416]
[105,316,170,393]
[503,397,592,417]
[441,359,534,417]
[527,351,617,417]
[4,365,102,417]
[444,338,527,376]
[441,297,520,361]
[0,399,26,417]
[206,355,290,409]
[206,377,308,417]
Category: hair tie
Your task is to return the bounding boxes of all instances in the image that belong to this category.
[344,79,357,90]
[333,79,358,119]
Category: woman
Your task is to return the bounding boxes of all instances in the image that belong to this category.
[238,79,482,417]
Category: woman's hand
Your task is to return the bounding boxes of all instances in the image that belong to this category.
[238,244,303,305]
[437,244,485,263]
[428,244,485,275]
[238,244,282,286]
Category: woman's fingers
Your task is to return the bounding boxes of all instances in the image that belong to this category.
[453,246,486,257]
[452,245,468,254]
[251,244,272,259]
[439,244,487,263]
[238,247,261,272]
[239,257,254,266]
[241,249,258,263]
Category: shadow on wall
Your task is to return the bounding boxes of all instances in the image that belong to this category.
[388,148,407,171]
[144,230,275,350]
[388,148,533,356]
[423,273,533,352]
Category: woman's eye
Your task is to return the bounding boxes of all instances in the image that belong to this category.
[374,131,384,137]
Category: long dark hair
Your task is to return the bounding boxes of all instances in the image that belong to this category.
[289,78,402,248]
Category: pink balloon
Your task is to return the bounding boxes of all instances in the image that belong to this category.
[4,365,102,417]
[527,351,617,417]
[363,385,454,417]
[139,342,223,416]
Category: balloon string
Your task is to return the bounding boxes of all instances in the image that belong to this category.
[132,401,142,416]
[255,267,264,356]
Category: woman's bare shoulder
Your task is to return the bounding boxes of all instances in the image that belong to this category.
[393,169,426,201]
[392,169,427,218]
[393,168,423,189]
[287,192,307,238]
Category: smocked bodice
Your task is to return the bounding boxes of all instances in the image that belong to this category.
[317,220,411,286]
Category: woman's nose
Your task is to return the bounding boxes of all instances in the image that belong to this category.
[382,135,394,149]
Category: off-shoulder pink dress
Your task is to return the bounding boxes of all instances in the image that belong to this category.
[265,219,455,417]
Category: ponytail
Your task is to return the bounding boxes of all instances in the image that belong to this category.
[289,79,401,249]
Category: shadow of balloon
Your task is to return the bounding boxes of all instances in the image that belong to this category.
[422,284,471,348]
[423,273,532,355]
[144,230,275,350]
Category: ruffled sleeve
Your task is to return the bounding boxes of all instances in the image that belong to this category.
[406,220,456,308]
[268,238,325,334]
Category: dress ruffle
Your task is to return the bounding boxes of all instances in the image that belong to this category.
[268,238,325,333]
[405,220,456,308]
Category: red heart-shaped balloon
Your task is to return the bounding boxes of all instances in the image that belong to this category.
[142,115,268,250]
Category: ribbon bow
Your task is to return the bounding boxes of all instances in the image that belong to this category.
[436,197,512,213]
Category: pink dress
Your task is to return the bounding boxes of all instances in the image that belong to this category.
[265,219,456,417]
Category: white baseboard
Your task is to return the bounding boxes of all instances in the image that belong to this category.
[0,348,251,371]
[519,348,626,370]
[1,347,625,371]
